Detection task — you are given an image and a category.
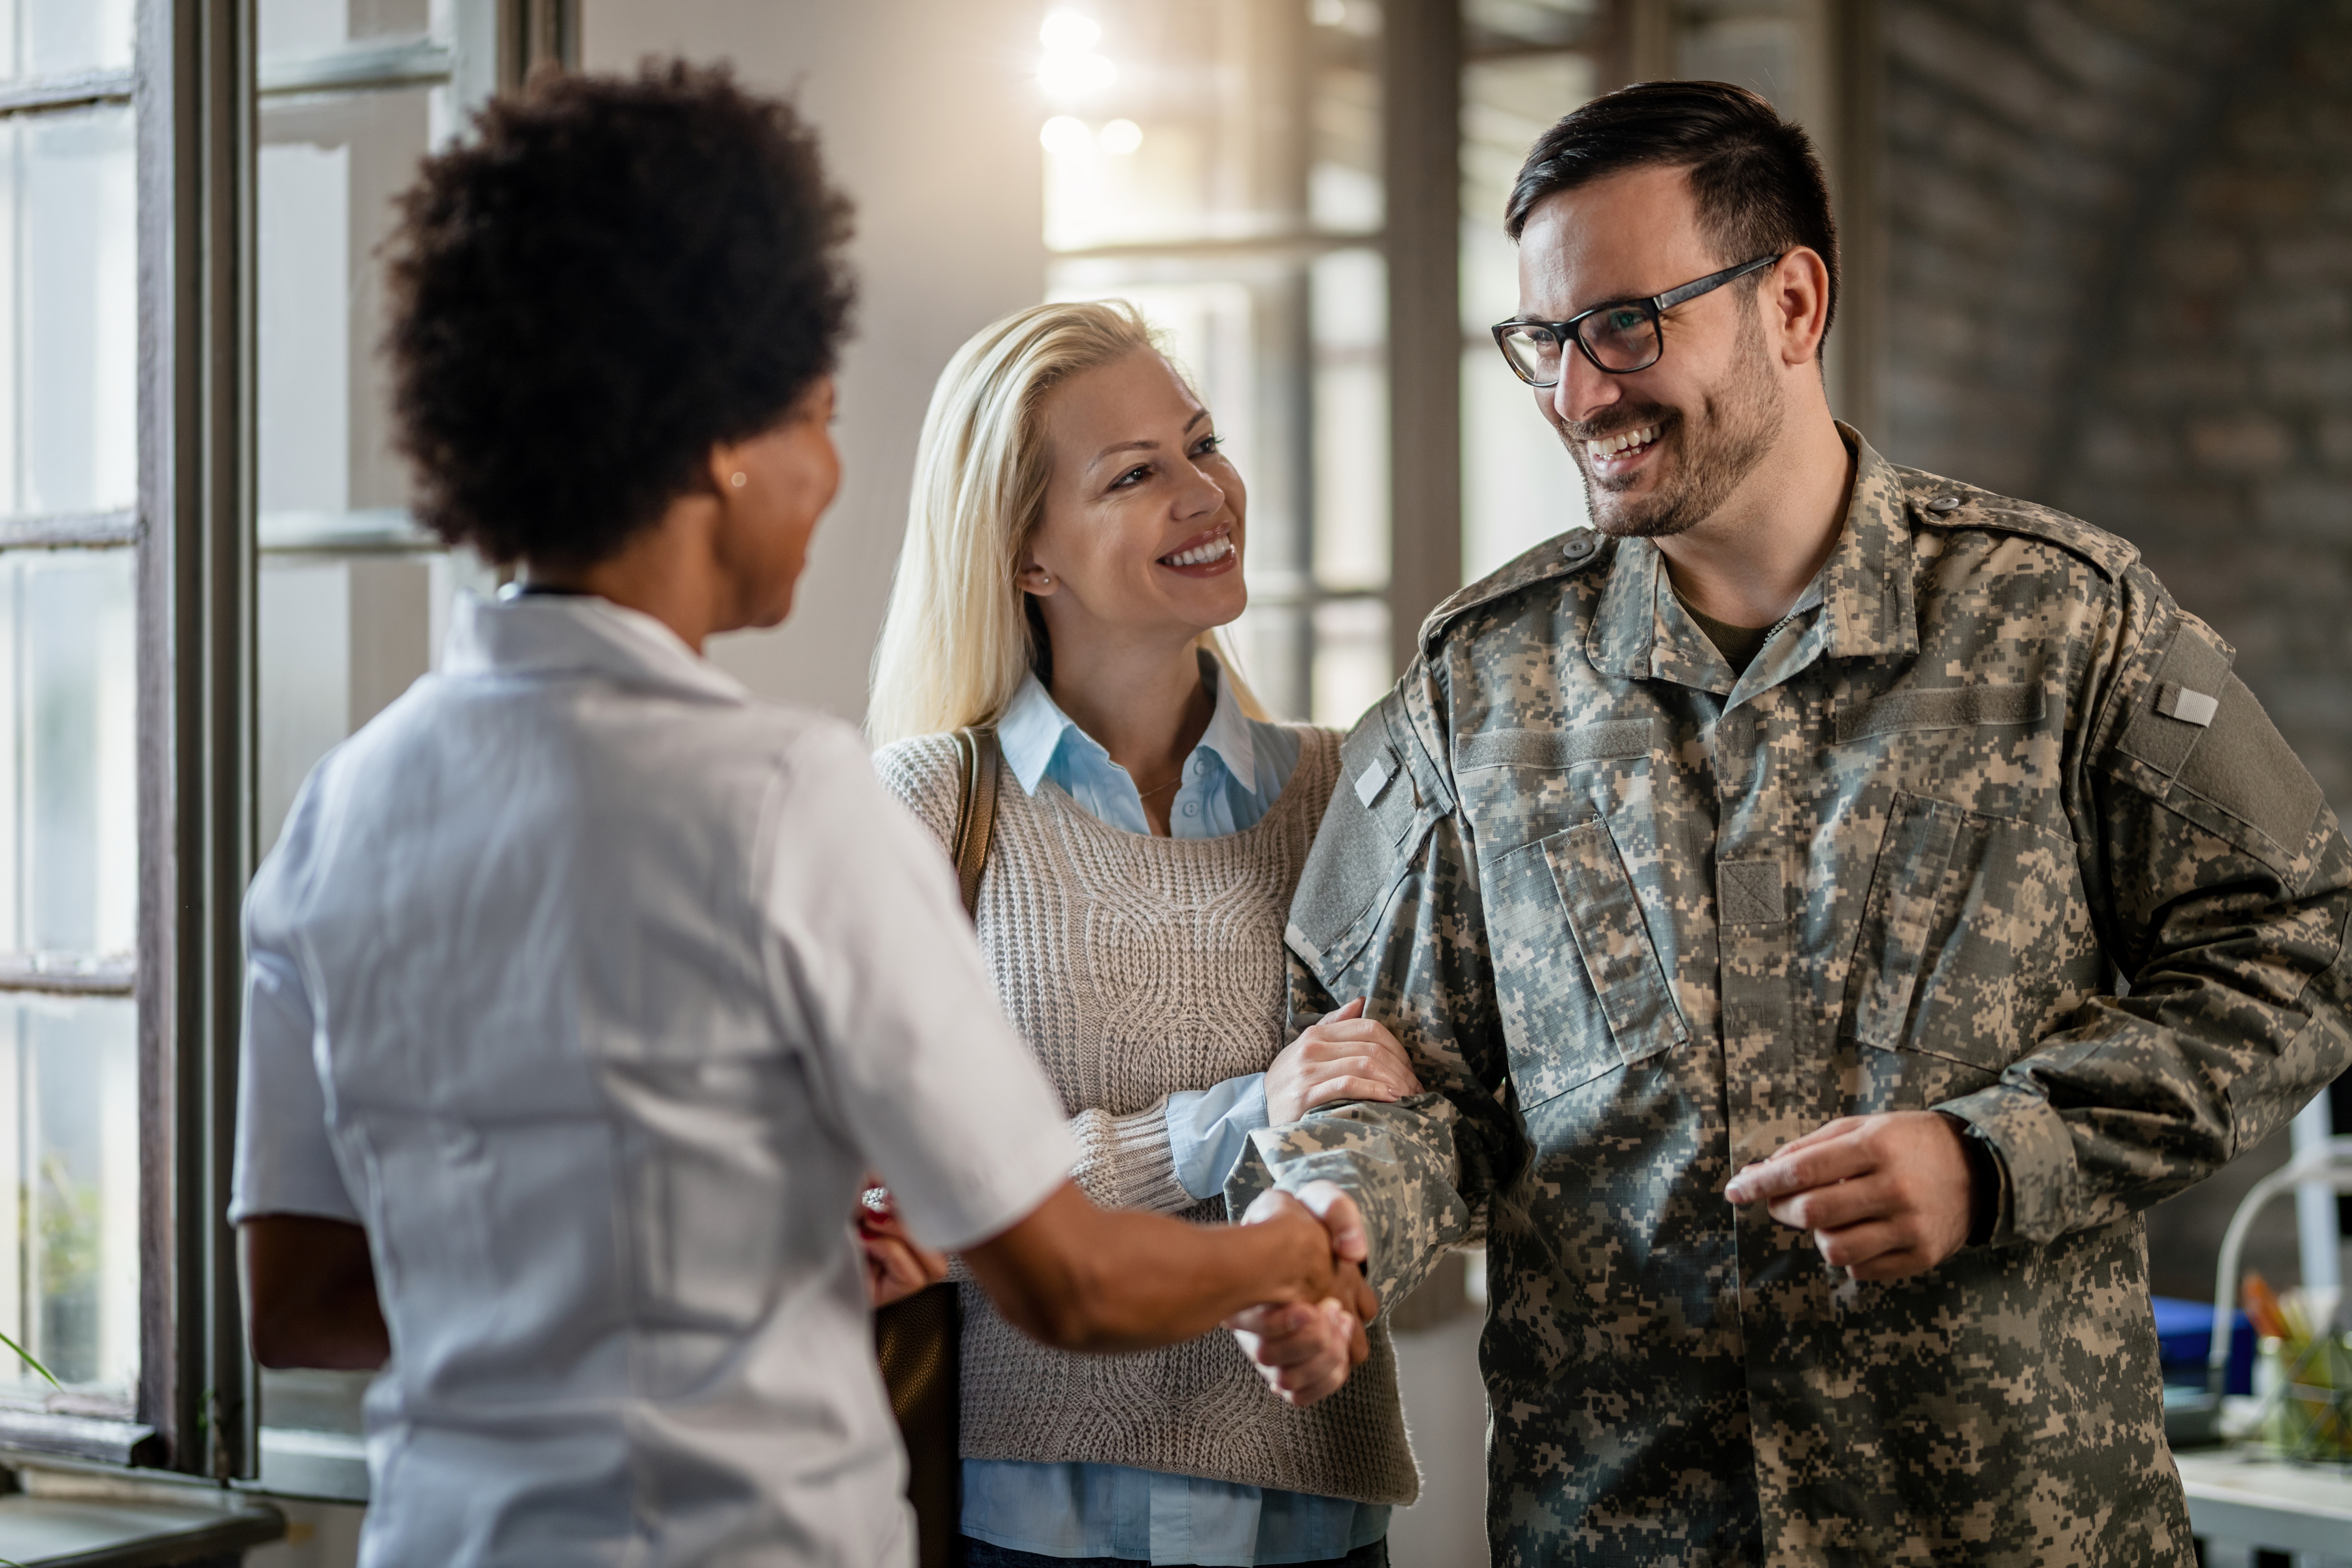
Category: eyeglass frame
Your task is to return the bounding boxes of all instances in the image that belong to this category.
[1490,253,1785,386]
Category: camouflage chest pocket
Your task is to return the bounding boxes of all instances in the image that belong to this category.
[1487,815,1687,1107]
[1844,790,2101,1077]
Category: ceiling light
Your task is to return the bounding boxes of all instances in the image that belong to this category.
[1099,118,1142,155]
[1040,116,1096,157]
[1039,10,1101,52]
[1037,50,1116,101]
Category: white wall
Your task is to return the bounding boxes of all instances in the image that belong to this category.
[583,0,1049,724]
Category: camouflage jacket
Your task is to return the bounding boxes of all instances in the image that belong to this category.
[1229,430,2352,1566]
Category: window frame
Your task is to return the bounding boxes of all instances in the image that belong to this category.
[0,0,567,1484]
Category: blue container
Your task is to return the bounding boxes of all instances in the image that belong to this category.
[2151,1295,2254,1396]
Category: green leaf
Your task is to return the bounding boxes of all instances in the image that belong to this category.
[0,1326,58,1389]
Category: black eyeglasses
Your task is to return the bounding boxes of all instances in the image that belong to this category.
[1491,254,1782,386]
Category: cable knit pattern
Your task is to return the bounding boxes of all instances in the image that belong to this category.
[874,726,1418,1507]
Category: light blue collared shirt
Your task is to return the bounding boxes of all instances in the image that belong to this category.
[966,660,1386,1565]
[994,654,1303,840]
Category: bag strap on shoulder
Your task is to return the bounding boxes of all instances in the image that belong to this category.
[948,726,1000,922]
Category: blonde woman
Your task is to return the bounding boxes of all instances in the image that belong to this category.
[868,300,1421,1568]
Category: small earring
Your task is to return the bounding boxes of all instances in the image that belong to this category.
[729,472,747,489]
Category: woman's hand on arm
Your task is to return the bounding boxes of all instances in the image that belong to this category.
[1265,998,1423,1127]
[962,1178,1377,1359]
[239,1215,390,1372]
[855,1179,950,1307]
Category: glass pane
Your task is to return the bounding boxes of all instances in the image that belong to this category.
[1464,0,1600,52]
[260,552,492,853]
[1311,596,1390,728]
[260,86,437,534]
[1462,342,1588,582]
[1309,2,1381,233]
[260,0,436,55]
[1226,600,1311,725]
[1039,2,1312,252]
[1460,53,1593,337]
[0,550,136,963]
[1313,248,1388,591]
[0,0,135,81]
[0,993,137,1404]
[0,106,138,519]
[1678,6,1820,130]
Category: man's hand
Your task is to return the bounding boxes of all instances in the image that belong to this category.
[1723,1111,1974,1281]
[964,1177,1375,1354]
[1228,1297,1366,1408]
[1266,999,1423,1125]
[855,1182,948,1308]
[1226,1180,1378,1408]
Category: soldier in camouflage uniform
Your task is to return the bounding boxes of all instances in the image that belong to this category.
[1226,82,2352,1566]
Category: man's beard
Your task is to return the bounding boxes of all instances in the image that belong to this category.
[1562,308,1785,540]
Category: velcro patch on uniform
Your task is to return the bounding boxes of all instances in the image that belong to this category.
[2156,683,2219,727]
[1456,719,1662,771]
[2116,619,2233,780]
[2171,672,2324,858]
[1834,683,2044,744]
[1718,860,1785,925]
[1294,695,1433,974]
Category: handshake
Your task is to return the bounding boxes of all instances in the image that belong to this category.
[859,1177,1379,1409]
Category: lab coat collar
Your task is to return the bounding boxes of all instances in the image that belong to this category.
[442,591,753,705]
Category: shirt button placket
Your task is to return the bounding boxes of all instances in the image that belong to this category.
[1715,694,1793,1171]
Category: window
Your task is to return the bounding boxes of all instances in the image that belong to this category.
[1460,0,1596,582]
[0,0,143,1442]
[248,0,566,1502]
[0,0,562,1486]
[1035,0,1399,726]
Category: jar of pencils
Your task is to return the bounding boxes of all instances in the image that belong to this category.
[2245,1277,2352,1462]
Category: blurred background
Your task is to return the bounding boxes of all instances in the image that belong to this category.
[1,0,2347,1562]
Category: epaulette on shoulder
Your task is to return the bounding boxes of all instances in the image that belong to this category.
[1892,465,2140,582]
[1417,528,1609,659]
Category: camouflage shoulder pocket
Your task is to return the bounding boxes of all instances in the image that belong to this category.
[2109,615,2323,877]
[1289,690,1442,978]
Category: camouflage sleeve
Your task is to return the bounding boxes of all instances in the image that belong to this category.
[1224,671,1510,1309]
[1939,572,2352,1246]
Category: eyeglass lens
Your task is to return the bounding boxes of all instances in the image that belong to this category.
[1498,305,1661,384]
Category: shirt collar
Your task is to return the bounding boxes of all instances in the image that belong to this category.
[996,650,1259,797]
[1586,422,1916,683]
[441,591,751,705]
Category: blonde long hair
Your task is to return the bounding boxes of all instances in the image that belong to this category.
[867,299,1265,745]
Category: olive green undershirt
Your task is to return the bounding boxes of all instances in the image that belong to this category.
[1676,593,1775,676]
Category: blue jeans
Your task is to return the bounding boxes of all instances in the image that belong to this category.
[960,1539,1389,1568]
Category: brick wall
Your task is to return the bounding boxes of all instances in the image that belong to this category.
[1877,0,2352,1298]
[2045,0,2352,803]
[1882,0,2352,794]
[1879,0,2281,496]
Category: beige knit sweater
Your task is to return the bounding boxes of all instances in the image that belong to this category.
[873,725,1418,1507]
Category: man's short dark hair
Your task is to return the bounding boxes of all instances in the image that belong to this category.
[386,62,855,566]
[1506,80,1838,340]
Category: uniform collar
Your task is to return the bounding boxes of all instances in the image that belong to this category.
[1586,422,1917,684]
[441,591,752,705]
[998,650,1259,797]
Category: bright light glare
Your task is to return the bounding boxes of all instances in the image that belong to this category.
[1099,118,1143,155]
[1037,50,1116,100]
[1040,116,1096,157]
[1039,10,1101,51]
